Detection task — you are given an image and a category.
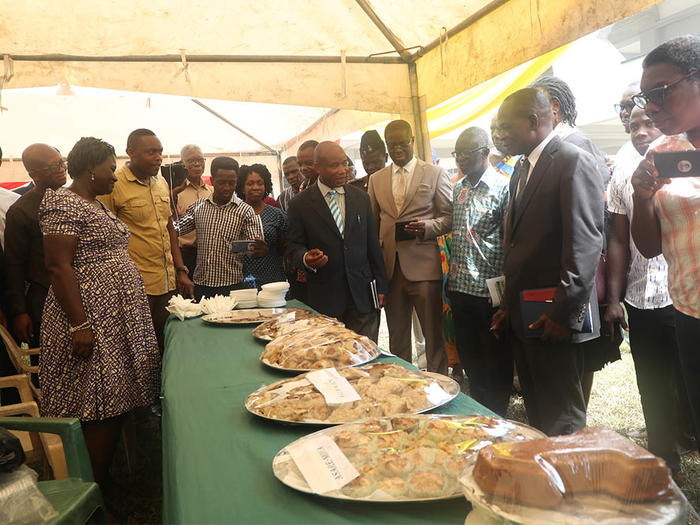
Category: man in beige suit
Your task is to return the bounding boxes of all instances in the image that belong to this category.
[368,120,453,374]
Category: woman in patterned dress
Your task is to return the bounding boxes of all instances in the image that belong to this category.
[40,137,160,488]
[238,164,287,287]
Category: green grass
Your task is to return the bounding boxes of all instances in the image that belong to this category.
[503,342,700,522]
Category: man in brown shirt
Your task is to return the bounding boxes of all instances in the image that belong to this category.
[5,143,67,347]
[99,129,194,351]
[171,144,212,274]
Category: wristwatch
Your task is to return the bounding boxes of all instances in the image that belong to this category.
[176,265,189,274]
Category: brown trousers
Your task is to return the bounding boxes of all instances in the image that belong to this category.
[148,291,175,352]
[385,257,447,374]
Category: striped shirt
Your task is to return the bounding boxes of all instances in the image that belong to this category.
[175,194,264,287]
[649,133,700,318]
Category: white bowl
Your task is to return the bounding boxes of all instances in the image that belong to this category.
[260,281,290,293]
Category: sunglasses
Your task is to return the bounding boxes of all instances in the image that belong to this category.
[632,70,698,109]
[33,159,66,173]
[613,101,635,114]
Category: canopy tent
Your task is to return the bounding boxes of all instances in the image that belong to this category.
[1,0,663,165]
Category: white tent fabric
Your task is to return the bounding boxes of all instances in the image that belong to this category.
[1,0,663,165]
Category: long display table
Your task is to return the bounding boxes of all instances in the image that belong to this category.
[162,302,491,524]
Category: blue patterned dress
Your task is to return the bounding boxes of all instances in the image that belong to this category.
[243,204,287,287]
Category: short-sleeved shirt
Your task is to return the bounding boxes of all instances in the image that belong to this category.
[608,152,672,310]
[447,167,509,297]
[278,186,299,212]
[648,134,700,318]
[175,194,264,287]
[244,204,287,287]
[176,180,212,247]
[98,165,176,295]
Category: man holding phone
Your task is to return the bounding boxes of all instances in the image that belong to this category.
[175,156,264,301]
[368,120,453,374]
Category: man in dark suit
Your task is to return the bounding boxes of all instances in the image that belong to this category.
[286,141,388,341]
[491,88,604,436]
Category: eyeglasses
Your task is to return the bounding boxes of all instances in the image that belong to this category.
[33,159,66,173]
[613,101,635,114]
[451,147,487,160]
[184,157,206,165]
[386,140,413,151]
[632,70,698,109]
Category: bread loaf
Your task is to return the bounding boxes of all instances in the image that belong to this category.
[473,427,672,508]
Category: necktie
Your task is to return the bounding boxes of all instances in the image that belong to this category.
[513,158,530,215]
[328,190,344,237]
[395,167,407,210]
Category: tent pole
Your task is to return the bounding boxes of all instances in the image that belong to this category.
[354,0,411,62]
[276,152,284,193]
[191,99,277,154]
[408,62,429,162]
[8,53,403,64]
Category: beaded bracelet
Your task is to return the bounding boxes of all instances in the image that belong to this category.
[69,320,91,334]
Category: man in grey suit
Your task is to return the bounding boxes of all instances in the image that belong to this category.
[368,120,452,374]
[491,89,604,436]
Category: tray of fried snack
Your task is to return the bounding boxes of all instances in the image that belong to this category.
[202,307,304,325]
[252,310,344,341]
[459,427,689,525]
[259,325,380,371]
[245,362,460,424]
[272,414,545,502]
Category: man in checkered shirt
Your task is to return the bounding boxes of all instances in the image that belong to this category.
[175,156,265,301]
[447,127,512,416]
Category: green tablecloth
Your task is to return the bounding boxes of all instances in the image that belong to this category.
[162,302,492,524]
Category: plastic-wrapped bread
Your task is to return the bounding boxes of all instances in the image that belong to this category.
[472,427,673,509]
[260,325,380,371]
[253,311,344,341]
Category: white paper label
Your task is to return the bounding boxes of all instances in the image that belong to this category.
[278,312,296,324]
[287,435,359,494]
[424,382,453,406]
[306,368,362,406]
[485,275,506,307]
[253,379,311,408]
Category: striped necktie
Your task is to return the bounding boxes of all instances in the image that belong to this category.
[328,190,344,237]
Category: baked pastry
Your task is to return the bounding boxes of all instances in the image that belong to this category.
[279,414,543,501]
[260,326,380,370]
[253,311,342,340]
[473,427,673,508]
[246,362,459,423]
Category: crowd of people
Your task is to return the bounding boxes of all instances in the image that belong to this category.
[0,35,698,490]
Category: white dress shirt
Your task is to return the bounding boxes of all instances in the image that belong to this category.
[0,187,20,249]
[317,179,346,223]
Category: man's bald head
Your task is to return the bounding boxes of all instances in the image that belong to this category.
[501,88,553,122]
[314,141,344,163]
[618,82,640,133]
[22,143,67,190]
[496,88,554,156]
[22,143,60,172]
[314,141,349,188]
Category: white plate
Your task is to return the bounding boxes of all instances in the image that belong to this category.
[202,308,301,325]
[245,366,461,425]
[272,414,546,503]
